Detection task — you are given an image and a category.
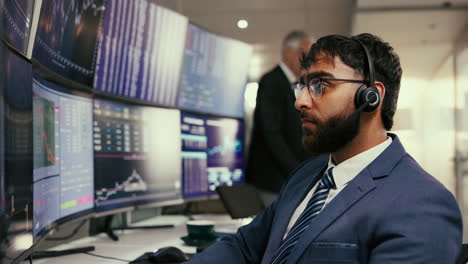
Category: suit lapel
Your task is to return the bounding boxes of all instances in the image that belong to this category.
[286,168,377,264]
[261,161,326,264]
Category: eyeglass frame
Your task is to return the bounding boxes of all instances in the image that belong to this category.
[296,77,368,98]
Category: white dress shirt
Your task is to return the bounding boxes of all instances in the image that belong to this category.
[279,62,301,99]
[284,137,393,238]
[279,61,296,84]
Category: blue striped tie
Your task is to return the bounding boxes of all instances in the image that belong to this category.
[271,168,336,264]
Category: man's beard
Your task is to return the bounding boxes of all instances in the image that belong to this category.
[302,107,360,155]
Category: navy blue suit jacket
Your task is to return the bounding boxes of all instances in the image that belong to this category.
[187,134,463,263]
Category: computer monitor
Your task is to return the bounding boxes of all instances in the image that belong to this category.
[93,98,183,215]
[0,0,40,58]
[93,0,188,106]
[32,74,94,239]
[181,112,244,199]
[32,0,106,85]
[1,40,34,264]
[177,24,253,118]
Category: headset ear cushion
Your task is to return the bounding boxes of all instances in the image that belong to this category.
[354,85,380,112]
[354,84,368,109]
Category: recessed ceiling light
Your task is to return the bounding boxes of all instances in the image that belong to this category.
[237,19,248,29]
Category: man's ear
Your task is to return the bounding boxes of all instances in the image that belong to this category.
[374,81,385,107]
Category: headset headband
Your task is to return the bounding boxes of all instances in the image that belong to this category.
[354,39,375,89]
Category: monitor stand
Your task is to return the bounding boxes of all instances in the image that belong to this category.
[30,246,95,260]
[102,214,175,241]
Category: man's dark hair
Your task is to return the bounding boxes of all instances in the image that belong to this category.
[301,33,402,130]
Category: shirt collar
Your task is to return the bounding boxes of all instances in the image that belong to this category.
[279,61,297,84]
[326,136,393,188]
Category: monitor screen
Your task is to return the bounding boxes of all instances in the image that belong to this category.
[0,0,35,57]
[181,112,244,199]
[93,99,182,213]
[1,40,33,264]
[32,0,106,85]
[93,0,188,106]
[32,74,94,238]
[178,24,253,118]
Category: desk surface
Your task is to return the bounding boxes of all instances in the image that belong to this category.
[26,214,247,264]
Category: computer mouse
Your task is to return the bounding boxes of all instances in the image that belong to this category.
[148,246,189,263]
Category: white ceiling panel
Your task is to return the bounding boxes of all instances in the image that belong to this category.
[353,10,468,45]
[157,0,307,14]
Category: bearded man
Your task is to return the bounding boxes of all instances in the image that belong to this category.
[186,33,463,264]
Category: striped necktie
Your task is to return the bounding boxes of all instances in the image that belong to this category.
[271,167,336,264]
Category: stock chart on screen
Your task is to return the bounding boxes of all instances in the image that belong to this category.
[178,24,253,118]
[33,0,106,85]
[32,75,94,237]
[93,99,182,213]
[93,0,188,106]
[181,112,244,198]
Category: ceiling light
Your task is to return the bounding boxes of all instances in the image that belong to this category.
[237,19,248,29]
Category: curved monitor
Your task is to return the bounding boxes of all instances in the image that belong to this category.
[177,24,253,118]
[93,0,188,106]
[32,74,94,239]
[93,98,183,215]
[0,0,39,58]
[1,40,34,264]
[32,0,106,85]
[181,112,244,199]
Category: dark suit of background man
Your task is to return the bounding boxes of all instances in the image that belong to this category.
[187,33,463,263]
[247,31,311,205]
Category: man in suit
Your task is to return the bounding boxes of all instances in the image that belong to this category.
[187,33,463,263]
[247,31,311,205]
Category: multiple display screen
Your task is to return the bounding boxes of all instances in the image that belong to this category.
[1,0,250,262]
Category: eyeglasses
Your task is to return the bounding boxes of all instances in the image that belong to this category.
[296,78,367,98]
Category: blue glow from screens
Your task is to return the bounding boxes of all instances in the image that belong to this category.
[1,0,34,55]
[32,75,94,237]
[181,112,244,198]
[32,0,105,85]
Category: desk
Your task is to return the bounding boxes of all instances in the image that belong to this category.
[25,214,246,264]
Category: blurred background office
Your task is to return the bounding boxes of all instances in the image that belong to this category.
[1,0,468,263]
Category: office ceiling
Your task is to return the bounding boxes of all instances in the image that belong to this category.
[157,0,468,82]
[353,0,468,79]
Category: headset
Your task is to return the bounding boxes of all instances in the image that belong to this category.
[353,38,380,113]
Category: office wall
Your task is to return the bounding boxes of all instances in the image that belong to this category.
[455,24,468,242]
[423,55,457,194]
[392,78,426,167]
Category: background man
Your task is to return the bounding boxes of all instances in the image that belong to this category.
[247,30,311,205]
[187,33,463,263]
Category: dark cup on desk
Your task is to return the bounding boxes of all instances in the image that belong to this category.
[186,220,216,240]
